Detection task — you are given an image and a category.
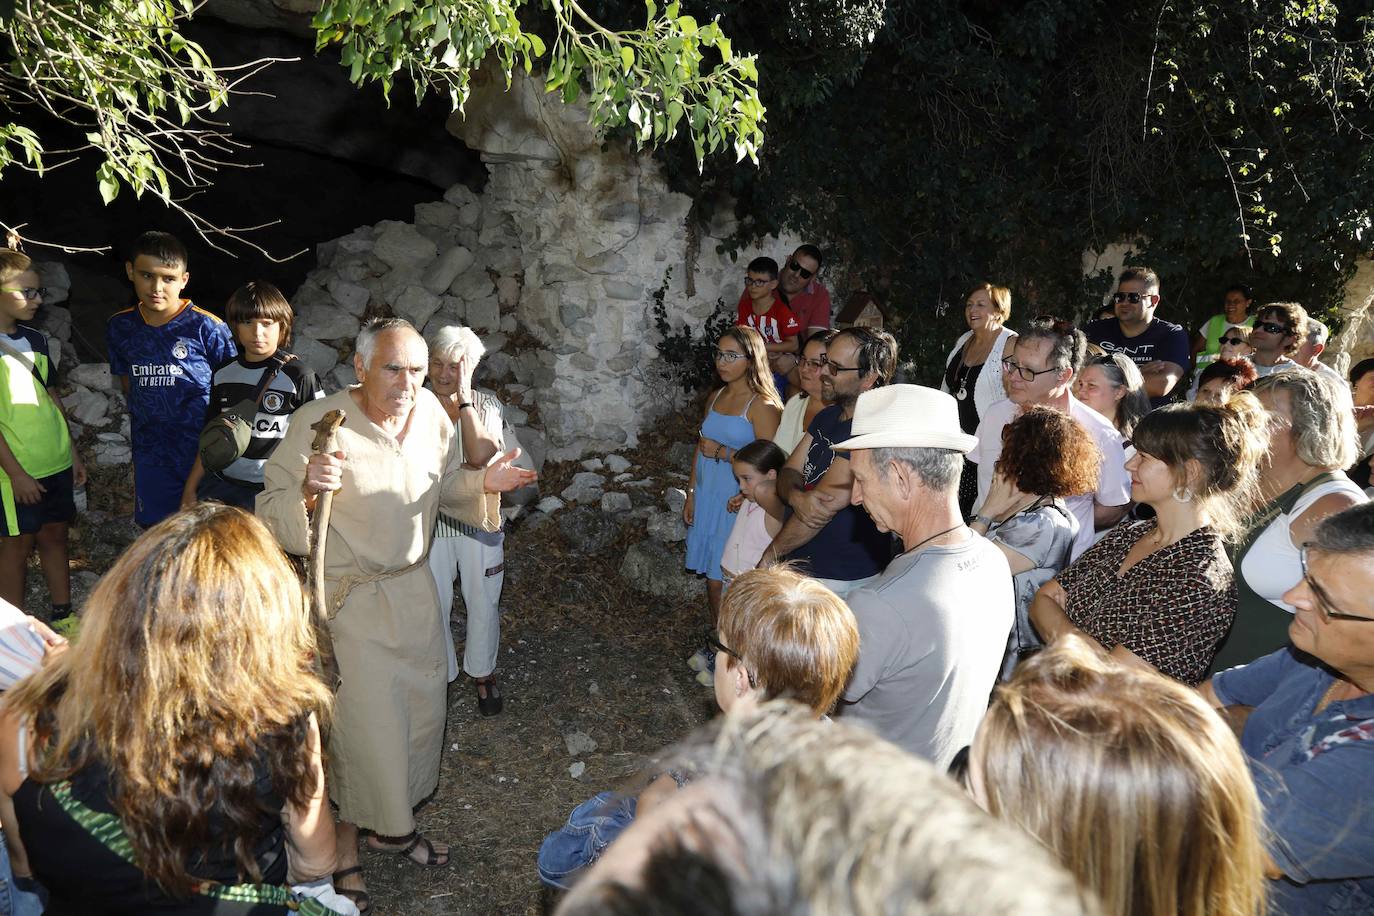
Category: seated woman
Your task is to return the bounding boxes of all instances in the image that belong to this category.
[1031,398,1268,685]
[1195,357,1259,405]
[1212,370,1366,672]
[538,566,859,891]
[1187,324,1255,399]
[0,505,353,915]
[969,407,1100,679]
[1202,502,1374,915]
[969,637,1267,916]
[1074,353,1151,441]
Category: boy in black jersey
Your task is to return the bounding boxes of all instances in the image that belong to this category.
[180,281,324,511]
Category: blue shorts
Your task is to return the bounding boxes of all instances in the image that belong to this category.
[133,458,191,528]
[0,467,75,537]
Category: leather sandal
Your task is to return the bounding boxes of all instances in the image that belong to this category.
[368,831,450,867]
[475,675,504,717]
[331,865,373,915]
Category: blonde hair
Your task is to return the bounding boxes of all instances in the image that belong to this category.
[967,282,1012,321]
[719,325,783,410]
[1253,368,1361,470]
[4,505,333,895]
[0,249,32,285]
[976,636,1267,916]
[717,566,859,714]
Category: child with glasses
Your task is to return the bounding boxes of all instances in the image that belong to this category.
[684,328,782,677]
[735,257,801,357]
[0,249,85,622]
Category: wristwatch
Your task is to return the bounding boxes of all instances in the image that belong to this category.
[972,514,994,528]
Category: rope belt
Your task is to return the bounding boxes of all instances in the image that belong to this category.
[327,549,431,618]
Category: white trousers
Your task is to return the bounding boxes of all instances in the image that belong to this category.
[428,529,505,682]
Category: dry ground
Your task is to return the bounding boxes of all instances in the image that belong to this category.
[27,418,717,916]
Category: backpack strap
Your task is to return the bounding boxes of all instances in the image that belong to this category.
[0,334,47,388]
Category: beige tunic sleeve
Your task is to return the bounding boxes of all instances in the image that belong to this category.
[440,447,501,532]
[256,391,337,557]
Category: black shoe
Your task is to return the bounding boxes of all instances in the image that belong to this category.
[475,676,504,717]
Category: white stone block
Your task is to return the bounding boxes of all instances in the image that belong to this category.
[467,295,501,333]
[392,286,443,329]
[296,303,359,341]
[423,246,475,295]
[372,222,437,271]
[328,278,372,317]
[68,362,113,391]
[292,336,342,377]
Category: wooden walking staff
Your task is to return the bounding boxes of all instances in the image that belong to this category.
[308,409,347,691]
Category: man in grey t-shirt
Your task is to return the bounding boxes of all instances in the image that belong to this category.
[833,385,1014,768]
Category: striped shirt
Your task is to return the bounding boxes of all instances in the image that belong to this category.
[205,353,324,486]
[435,389,504,538]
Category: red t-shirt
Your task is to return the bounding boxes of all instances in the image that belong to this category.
[784,282,832,332]
[736,291,801,344]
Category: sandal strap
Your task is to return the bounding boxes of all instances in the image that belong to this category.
[332,865,365,881]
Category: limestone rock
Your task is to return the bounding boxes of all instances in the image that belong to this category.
[605,455,632,474]
[34,304,72,343]
[326,362,357,393]
[559,471,605,504]
[392,286,443,329]
[646,510,687,544]
[600,492,632,513]
[372,222,438,271]
[564,730,598,756]
[423,246,475,295]
[513,425,547,472]
[536,496,565,515]
[619,540,699,601]
[465,296,501,333]
[556,506,621,554]
[328,277,372,316]
[664,487,687,515]
[292,336,342,377]
[296,302,359,340]
[68,363,112,391]
[581,458,604,471]
[62,387,109,427]
[667,441,697,470]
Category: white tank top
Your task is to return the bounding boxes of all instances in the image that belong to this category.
[1240,477,1368,611]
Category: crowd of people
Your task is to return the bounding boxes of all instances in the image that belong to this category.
[2,229,1374,915]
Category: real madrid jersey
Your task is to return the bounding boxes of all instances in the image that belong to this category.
[105,299,237,469]
[206,353,324,486]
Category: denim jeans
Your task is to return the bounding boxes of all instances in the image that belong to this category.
[0,832,45,916]
[537,791,637,890]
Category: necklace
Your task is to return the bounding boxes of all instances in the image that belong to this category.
[954,362,972,400]
[904,523,965,556]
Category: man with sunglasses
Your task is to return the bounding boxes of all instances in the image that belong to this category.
[1085,267,1189,407]
[1247,301,1308,378]
[778,245,831,335]
[971,318,1130,560]
[1202,502,1374,915]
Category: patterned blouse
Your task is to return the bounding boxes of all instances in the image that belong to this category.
[1056,520,1236,685]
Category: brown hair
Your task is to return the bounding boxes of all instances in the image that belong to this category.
[967,282,1012,321]
[225,280,295,349]
[1117,266,1160,295]
[976,636,1267,916]
[0,249,32,285]
[1198,357,1258,394]
[994,407,1101,498]
[719,326,784,410]
[1129,397,1268,538]
[717,567,859,715]
[1256,302,1309,353]
[4,505,333,896]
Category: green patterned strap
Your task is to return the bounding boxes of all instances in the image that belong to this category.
[48,779,344,915]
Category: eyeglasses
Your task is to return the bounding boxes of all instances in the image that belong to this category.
[1111,291,1154,304]
[1219,336,1249,346]
[744,277,773,288]
[823,359,862,374]
[1002,357,1061,382]
[0,287,45,300]
[1298,543,1374,623]
[785,258,814,280]
[1256,321,1291,335]
[714,350,746,364]
[801,357,828,370]
[703,628,757,688]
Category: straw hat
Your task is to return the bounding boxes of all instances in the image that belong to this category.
[831,385,978,454]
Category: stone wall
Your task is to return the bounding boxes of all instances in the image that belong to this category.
[288,67,807,461]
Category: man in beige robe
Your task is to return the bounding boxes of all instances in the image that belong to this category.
[258,318,535,904]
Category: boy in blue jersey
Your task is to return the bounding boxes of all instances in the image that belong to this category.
[106,232,236,527]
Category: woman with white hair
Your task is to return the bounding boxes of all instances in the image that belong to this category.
[425,325,508,715]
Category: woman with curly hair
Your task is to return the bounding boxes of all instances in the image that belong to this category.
[0,505,354,915]
[1032,398,1269,685]
[1194,357,1259,406]
[971,407,1102,679]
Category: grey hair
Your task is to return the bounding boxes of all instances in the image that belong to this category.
[557,700,1097,916]
[1082,354,1151,438]
[1253,369,1361,469]
[1304,317,1330,346]
[870,446,964,494]
[1312,502,1374,555]
[356,317,420,368]
[1017,319,1088,374]
[426,324,486,365]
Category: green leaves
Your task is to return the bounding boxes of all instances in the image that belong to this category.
[311,0,765,169]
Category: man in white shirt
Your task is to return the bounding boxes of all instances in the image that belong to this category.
[1295,317,1344,383]
[972,318,1131,559]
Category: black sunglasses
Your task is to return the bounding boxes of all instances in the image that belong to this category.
[786,258,814,280]
[1111,291,1154,304]
[1256,320,1291,335]
[1219,336,1249,346]
[703,628,757,687]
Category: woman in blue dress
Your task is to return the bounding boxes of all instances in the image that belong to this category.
[684,326,782,631]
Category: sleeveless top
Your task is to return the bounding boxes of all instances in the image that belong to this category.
[12,745,299,915]
[1211,473,1367,673]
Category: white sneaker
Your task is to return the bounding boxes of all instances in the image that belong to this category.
[687,649,711,672]
[695,669,715,687]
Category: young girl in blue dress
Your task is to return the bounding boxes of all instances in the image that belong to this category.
[683,326,782,658]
